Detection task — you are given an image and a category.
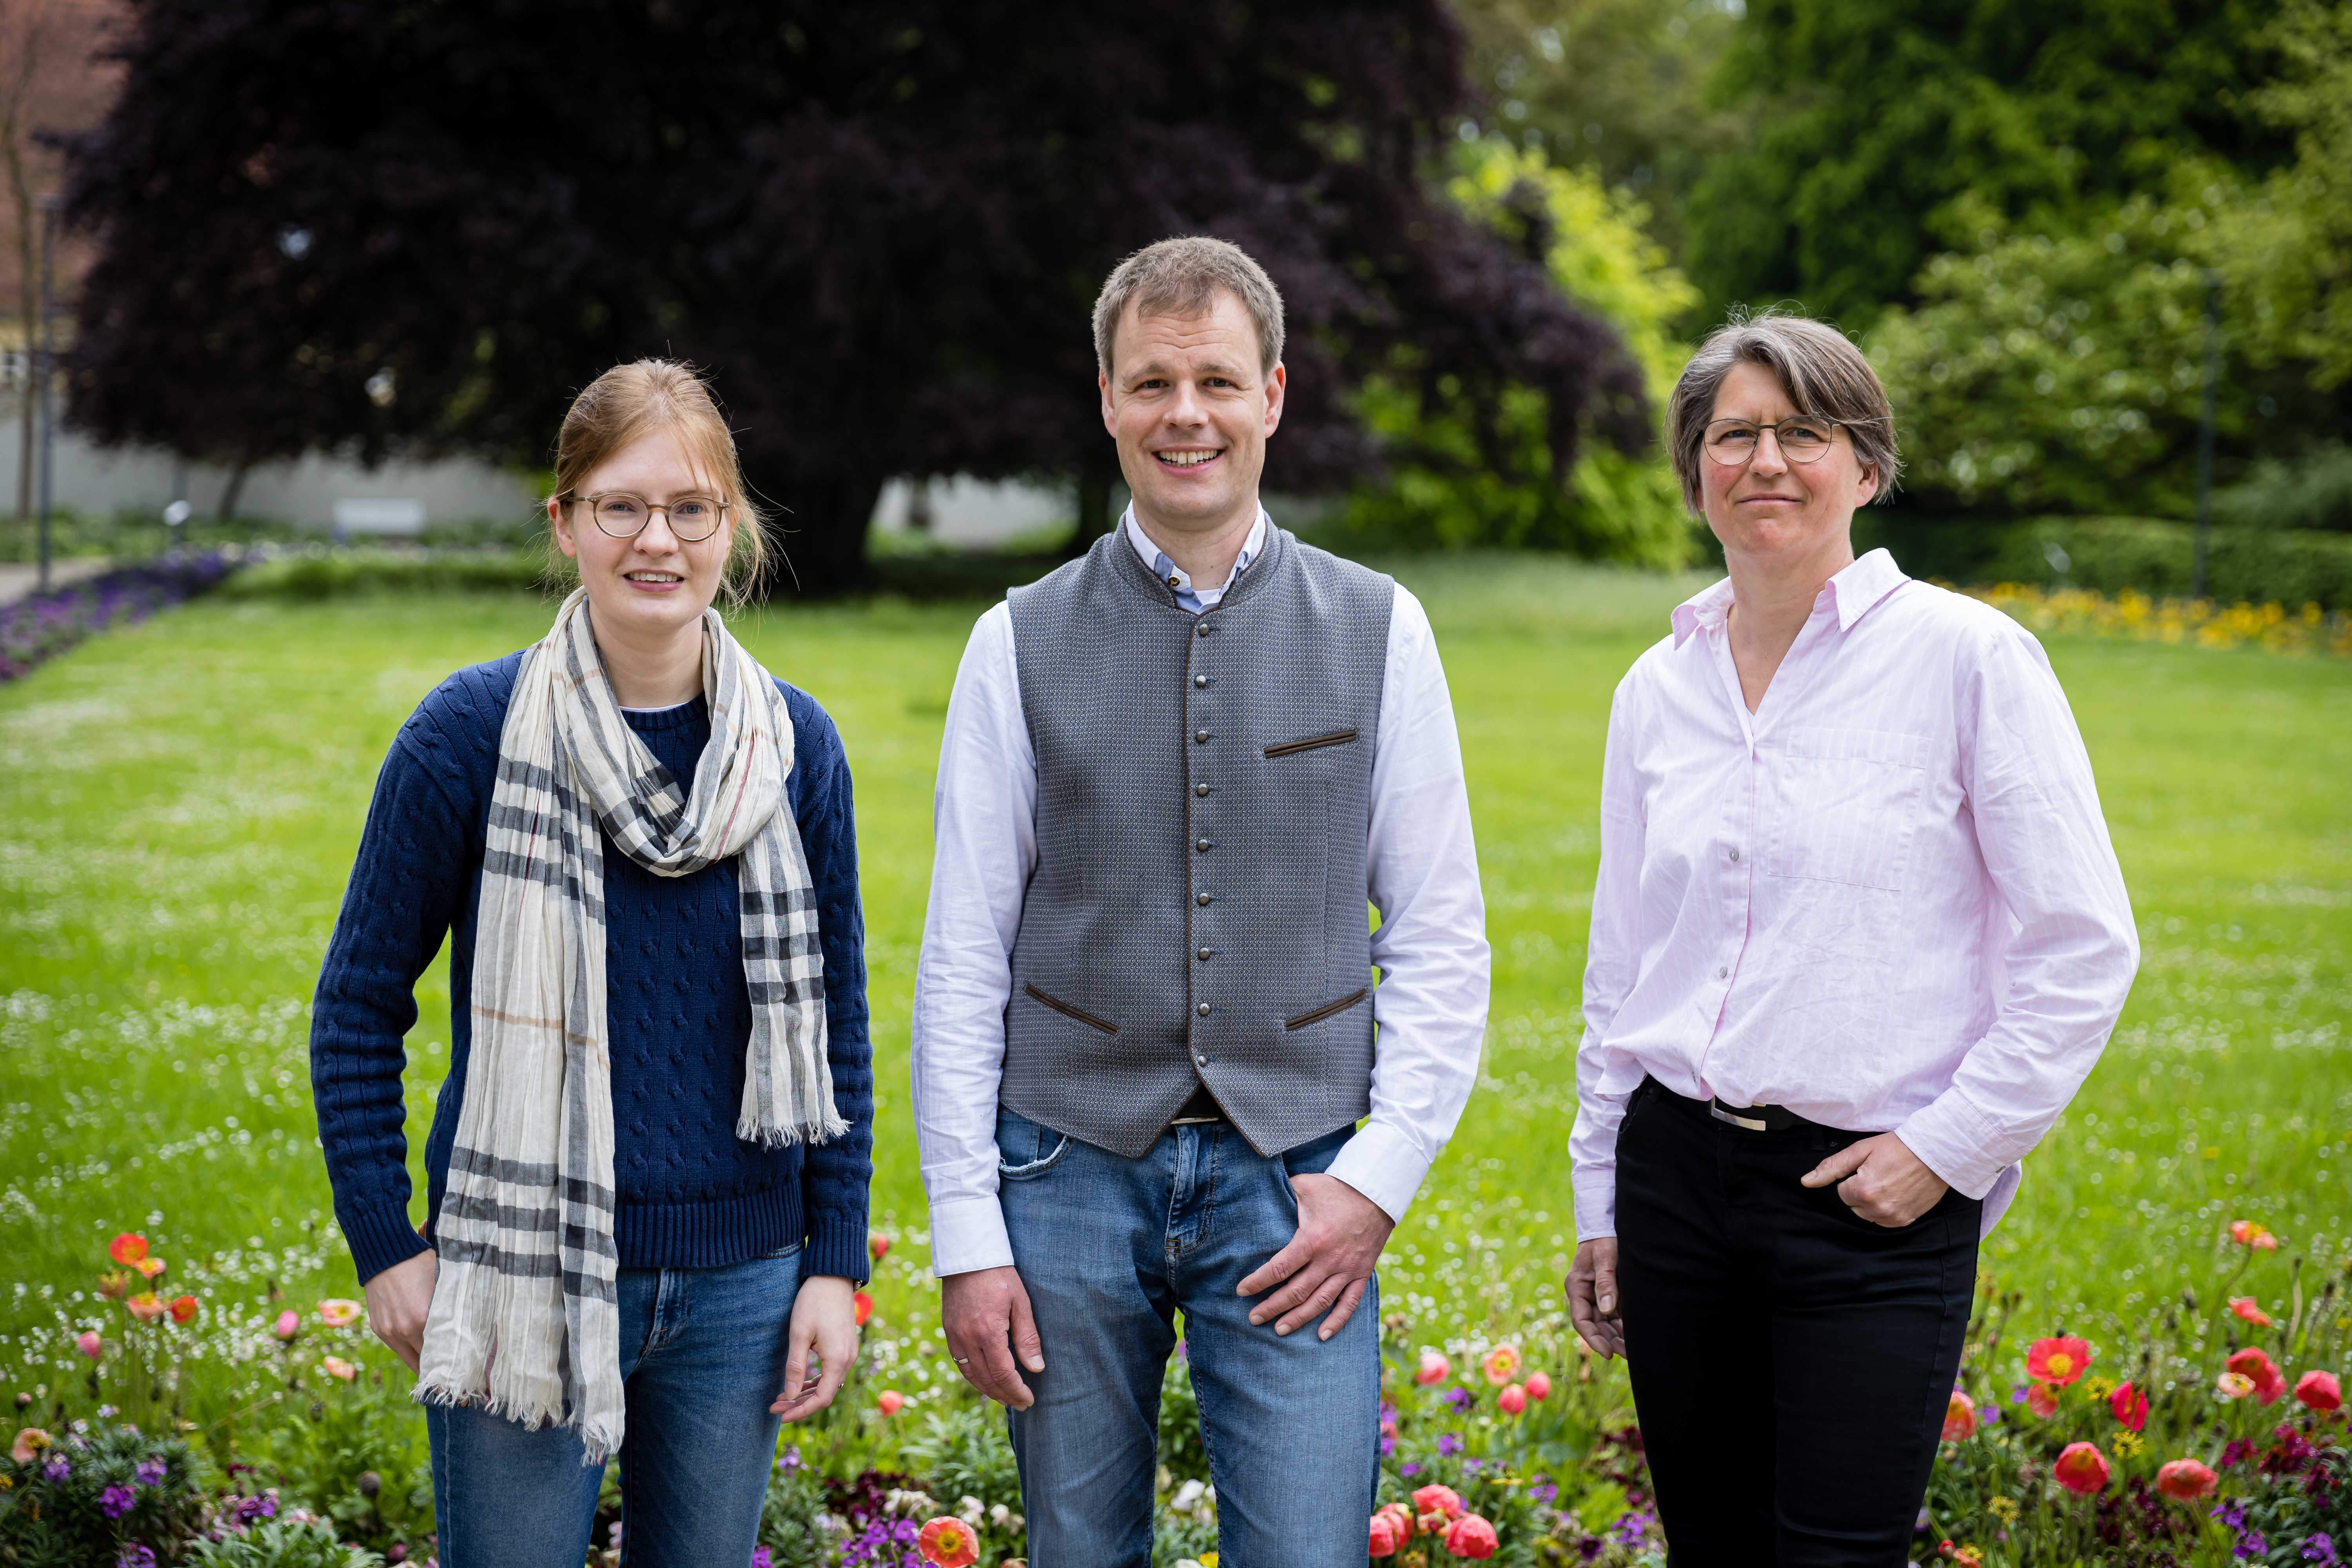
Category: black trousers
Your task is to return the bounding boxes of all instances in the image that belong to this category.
[1615,1076,1980,1567]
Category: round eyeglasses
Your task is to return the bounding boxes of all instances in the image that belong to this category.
[1702,417,1847,466]
[568,491,731,542]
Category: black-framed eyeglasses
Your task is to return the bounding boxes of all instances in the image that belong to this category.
[1703,417,1847,466]
[566,491,731,542]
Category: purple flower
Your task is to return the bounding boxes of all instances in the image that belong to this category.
[101,1484,136,1519]
[2213,1499,2249,1530]
[135,1457,167,1487]
[1443,1386,1475,1414]
[41,1455,69,1483]
[2238,1533,2270,1562]
[1612,1509,1653,1548]
[1399,1462,1421,1477]
[776,1445,801,1472]
[2010,1385,2029,1404]
[1463,1457,1482,1473]
[1437,1432,1464,1457]
[751,1549,772,1568]
[116,1548,157,1568]
[1527,1479,1558,1505]
[1379,1434,1396,1458]
[2305,1534,2338,1566]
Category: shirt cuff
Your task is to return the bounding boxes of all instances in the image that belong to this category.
[803,1216,872,1286]
[1326,1121,1432,1224]
[338,1198,433,1286]
[1895,1087,2010,1201]
[1572,1177,1616,1243]
[928,1194,1016,1278]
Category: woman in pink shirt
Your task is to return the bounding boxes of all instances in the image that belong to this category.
[1564,312,2138,1561]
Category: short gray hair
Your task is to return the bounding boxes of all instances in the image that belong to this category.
[1666,310,1901,508]
[1093,236,1285,378]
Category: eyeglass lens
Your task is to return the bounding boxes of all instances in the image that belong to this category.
[1705,419,1838,464]
[586,494,726,541]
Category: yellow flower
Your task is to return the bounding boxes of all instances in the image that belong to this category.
[1199,1555,1218,1568]
[1987,1498,2018,1524]
[2083,1376,2115,1403]
[2113,1431,2145,1458]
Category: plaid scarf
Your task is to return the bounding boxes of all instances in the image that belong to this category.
[414,589,841,1461]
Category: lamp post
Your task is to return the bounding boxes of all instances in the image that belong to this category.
[2190,269,2221,603]
[34,191,58,594]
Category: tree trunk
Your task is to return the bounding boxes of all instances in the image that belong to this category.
[1063,461,1120,560]
[217,461,250,521]
[758,466,884,598]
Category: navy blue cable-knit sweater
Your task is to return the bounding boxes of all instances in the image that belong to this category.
[309,651,873,1287]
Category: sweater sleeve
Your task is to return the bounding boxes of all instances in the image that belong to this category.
[310,717,478,1285]
[784,684,876,1285]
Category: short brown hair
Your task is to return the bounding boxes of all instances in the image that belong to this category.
[547,359,767,605]
[1665,310,1900,509]
[1093,236,1285,377]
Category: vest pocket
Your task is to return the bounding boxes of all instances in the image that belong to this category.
[1024,982,1117,1035]
[1264,728,1357,759]
[1285,988,1369,1031]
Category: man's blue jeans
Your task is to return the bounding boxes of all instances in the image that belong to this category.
[996,1107,1381,1568]
[425,1244,802,1568]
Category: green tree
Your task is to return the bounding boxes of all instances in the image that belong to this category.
[1686,0,2297,330]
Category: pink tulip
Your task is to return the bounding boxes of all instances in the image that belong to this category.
[876,1390,904,1416]
[1443,1512,1499,1559]
[273,1310,300,1340]
[75,1331,102,1360]
[1524,1370,1551,1401]
[1496,1382,1527,1416]
[1414,1350,1450,1386]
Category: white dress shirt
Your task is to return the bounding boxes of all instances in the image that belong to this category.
[913,506,1492,1276]
[1568,550,2139,1241]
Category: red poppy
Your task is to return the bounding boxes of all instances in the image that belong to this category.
[107,1234,148,1266]
[2025,1384,2059,1418]
[125,1292,164,1323]
[2226,1347,2287,1405]
[2228,1297,2273,1327]
[1410,1484,1464,1522]
[1415,1351,1450,1386]
[2109,1381,2148,1432]
[876,1390,903,1416]
[2025,1336,2092,1387]
[915,1517,978,1568]
[2229,1220,2279,1251]
[2154,1458,2217,1499]
[1369,1513,1405,1557]
[168,1295,198,1325]
[1524,1370,1552,1401]
[2295,1369,2342,1412]
[1443,1513,1499,1560]
[1941,1390,1976,1442]
[1496,1383,1527,1416]
[853,1291,874,1328]
[1481,1345,1521,1386]
[2052,1442,2111,1495]
[869,1234,892,1263]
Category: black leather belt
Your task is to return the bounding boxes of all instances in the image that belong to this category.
[1170,1081,1227,1125]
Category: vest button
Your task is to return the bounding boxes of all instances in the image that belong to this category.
[1198,947,1212,961]
[1196,838,1211,853]
[1196,892,1211,906]
[1194,729,1210,743]
[1194,674,1209,688]
[1196,1003,1210,1017]
[1195,1053,1209,1065]
[1195,782,1209,797]
[1196,622,1211,637]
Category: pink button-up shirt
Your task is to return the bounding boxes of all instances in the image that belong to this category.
[1569,550,2139,1240]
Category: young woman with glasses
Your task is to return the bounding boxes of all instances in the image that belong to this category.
[310,359,873,1567]
[1563,312,2138,1560]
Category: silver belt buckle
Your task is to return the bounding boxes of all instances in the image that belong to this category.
[1710,1102,1769,1132]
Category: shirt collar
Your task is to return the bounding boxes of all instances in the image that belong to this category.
[1124,506,1269,598]
[1670,547,1909,648]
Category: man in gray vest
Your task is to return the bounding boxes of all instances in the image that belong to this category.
[912,236,1489,1566]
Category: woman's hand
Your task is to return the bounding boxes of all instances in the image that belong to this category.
[772,1274,860,1421]
[1564,1239,1624,1359]
[363,1250,437,1374]
[1802,1132,1949,1227]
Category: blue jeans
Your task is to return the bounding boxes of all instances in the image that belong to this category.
[426,1245,803,1568]
[996,1107,1380,1568]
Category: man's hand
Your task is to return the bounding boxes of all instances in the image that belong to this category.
[1237,1172,1393,1341]
[363,1250,437,1375]
[1801,1131,1950,1227]
[772,1276,860,1421]
[942,1266,1045,1411]
[1564,1239,1623,1359]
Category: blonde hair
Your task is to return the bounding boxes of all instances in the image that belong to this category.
[545,359,767,605]
[1093,236,1285,377]
[1664,309,1900,510]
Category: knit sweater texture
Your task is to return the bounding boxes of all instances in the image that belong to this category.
[310,650,873,1287]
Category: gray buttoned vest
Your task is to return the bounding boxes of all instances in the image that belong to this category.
[1001,523,1393,1159]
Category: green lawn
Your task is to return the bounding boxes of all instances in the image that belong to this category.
[2,557,2347,1422]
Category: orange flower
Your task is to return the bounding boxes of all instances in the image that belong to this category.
[915,1516,979,1567]
[2025,1336,2092,1387]
[1524,1370,1552,1401]
[1410,1484,1464,1522]
[2227,1347,2286,1404]
[315,1299,361,1328]
[321,1356,358,1382]
[2025,1384,2059,1418]
[1496,1383,1527,1416]
[877,1390,904,1417]
[853,1291,874,1328]
[2052,1442,2110,1495]
[1443,1513,1499,1560]
[9,1428,49,1465]
[1941,1390,1976,1442]
[2108,1381,2148,1432]
[1480,1345,1521,1386]
[2297,1370,2343,1411]
[869,1234,892,1263]
[2228,1297,2272,1327]
[168,1296,198,1325]
[2154,1458,2217,1499]
[134,1257,166,1281]
[2229,1220,2279,1252]
[1415,1350,1450,1386]
[108,1234,149,1266]
[125,1292,164,1323]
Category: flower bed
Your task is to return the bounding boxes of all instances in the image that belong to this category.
[0,554,239,684]
[1969,582,2352,657]
[6,1218,2347,1568]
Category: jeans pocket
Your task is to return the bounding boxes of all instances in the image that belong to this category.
[996,1107,1071,1183]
